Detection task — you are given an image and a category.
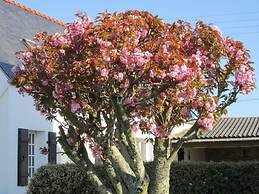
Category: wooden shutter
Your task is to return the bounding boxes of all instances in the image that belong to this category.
[17,128,28,186]
[48,132,57,164]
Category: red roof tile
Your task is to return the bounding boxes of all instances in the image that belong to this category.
[3,0,65,27]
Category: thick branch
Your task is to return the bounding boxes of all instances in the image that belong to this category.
[111,95,148,193]
[106,145,137,193]
[103,158,125,194]
[168,122,199,161]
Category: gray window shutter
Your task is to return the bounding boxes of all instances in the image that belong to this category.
[48,132,57,164]
[17,128,28,186]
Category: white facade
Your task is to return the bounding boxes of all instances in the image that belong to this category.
[0,73,53,194]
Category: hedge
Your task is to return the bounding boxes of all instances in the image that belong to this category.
[27,163,97,194]
[28,161,259,194]
[168,161,259,194]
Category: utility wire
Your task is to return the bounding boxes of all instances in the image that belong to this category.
[205,18,259,24]
[226,31,259,35]
[173,10,259,21]
[222,25,259,29]
[238,98,259,102]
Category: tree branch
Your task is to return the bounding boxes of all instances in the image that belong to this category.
[111,94,149,193]
[168,122,199,161]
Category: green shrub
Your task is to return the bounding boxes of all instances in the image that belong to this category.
[168,161,259,194]
[28,161,259,194]
[27,163,96,194]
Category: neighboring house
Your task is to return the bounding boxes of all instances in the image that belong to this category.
[135,117,259,162]
[134,123,193,162]
[174,117,259,162]
[0,1,63,194]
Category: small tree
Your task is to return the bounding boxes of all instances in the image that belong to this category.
[14,11,255,194]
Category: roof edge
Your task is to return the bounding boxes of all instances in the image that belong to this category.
[3,0,65,27]
[171,137,259,143]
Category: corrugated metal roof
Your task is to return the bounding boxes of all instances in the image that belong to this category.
[199,117,259,139]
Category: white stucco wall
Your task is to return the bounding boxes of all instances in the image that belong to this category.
[0,85,53,194]
[0,79,8,194]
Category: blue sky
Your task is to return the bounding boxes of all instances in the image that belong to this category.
[17,0,259,117]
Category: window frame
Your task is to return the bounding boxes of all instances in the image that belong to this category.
[28,131,36,179]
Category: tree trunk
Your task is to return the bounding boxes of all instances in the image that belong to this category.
[148,138,171,194]
[149,157,171,194]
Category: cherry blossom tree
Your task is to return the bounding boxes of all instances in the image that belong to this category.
[14,11,255,194]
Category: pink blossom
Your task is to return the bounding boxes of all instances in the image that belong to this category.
[236,49,244,61]
[224,37,236,57]
[120,47,130,65]
[150,124,169,137]
[234,65,255,94]
[176,92,186,103]
[140,29,148,37]
[205,97,217,112]
[177,80,188,88]
[80,133,92,142]
[97,38,112,47]
[100,68,109,78]
[190,51,202,66]
[59,49,66,54]
[168,64,192,81]
[181,107,192,118]
[120,82,129,89]
[70,100,81,113]
[132,123,140,132]
[188,88,197,98]
[123,96,138,107]
[103,55,111,62]
[114,72,124,81]
[159,92,166,102]
[198,113,215,131]
[192,97,203,108]
[90,144,101,159]
[144,51,153,60]
[17,51,33,61]
[50,33,68,46]
[24,51,33,59]
[53,84,64,99]
[162,44,169,54]
[53,82,73,100]
[159,71,167,79]
[65,16,90,40]
[42,80,48,86]
[120,47,151,70]
[149,70,155,78]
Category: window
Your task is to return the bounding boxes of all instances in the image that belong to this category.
[178,148,185,161]
[28,132,35,178]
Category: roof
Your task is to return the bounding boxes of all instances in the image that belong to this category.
[0,0,63,79]
[0,62,14,79]
[199,117,259,140]
[3,0,65,26]
[170,117,259,144]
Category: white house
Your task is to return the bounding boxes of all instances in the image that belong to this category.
[0,1,63,194]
